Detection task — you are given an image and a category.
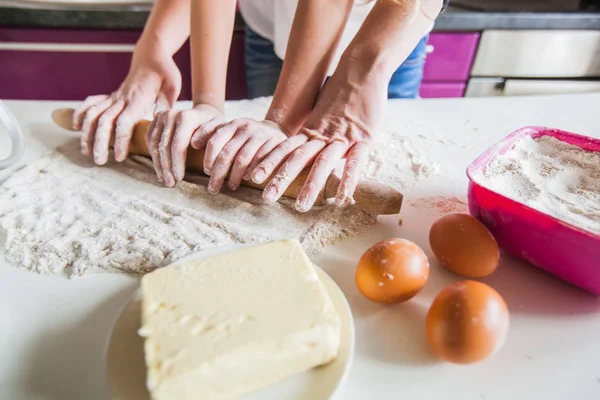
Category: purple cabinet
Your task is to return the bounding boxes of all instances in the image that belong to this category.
[0,28,246,101]
[0,28,168,100]
[423,33,480,82]
[420,32,480,98]
[0,27,479,101]
[227,33,247,100]
[420,82,466,98]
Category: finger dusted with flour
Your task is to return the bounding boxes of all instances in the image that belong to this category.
[146,105,223,186]
[204,119,289,194]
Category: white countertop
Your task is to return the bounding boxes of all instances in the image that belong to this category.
[1,94,600,400]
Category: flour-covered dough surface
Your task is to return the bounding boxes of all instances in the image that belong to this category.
[0,140,376,277]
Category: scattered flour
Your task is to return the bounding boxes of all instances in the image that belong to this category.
[408,195,468,216]
[0,141,376,277]
[478,135,600,235]
[364,131,441,190]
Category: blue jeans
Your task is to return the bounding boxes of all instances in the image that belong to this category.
[244,25,428,99]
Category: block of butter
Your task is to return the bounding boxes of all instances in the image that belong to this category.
[139,239,342,400]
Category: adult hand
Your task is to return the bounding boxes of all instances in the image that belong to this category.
[146,104,224,187]
[252,65,388,212]
[203,119,289,194]
[73,41,182,165]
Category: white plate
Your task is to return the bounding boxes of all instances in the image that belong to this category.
[105,244,355,400]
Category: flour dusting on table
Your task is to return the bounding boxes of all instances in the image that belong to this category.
[478,135,600,235]
[0,141,375,277]
[364,129,441,190]
[408,195,468,216]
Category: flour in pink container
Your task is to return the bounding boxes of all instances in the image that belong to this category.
[478,135,600,235]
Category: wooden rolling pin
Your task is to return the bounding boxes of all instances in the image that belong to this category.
[52,108,403,215]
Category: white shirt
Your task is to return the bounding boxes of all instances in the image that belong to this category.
[238,0,375,76]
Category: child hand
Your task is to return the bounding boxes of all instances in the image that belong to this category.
[146,104,224,187]
[73,42,182,165]
[203,119,289,194]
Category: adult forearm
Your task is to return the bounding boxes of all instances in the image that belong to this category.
[138,0,191,56]
[190,0,237,111]
[338,0,443,82]
[266,0,353,134]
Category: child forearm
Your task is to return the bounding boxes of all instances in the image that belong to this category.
[265,0,354,134]
[138,0,192,55]
[190,0,238,111]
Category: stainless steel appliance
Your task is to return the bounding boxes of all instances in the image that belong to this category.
[466,30,600,97]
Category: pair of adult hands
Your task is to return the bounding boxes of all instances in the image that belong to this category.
[221,68,384,213]
[74,51,383,213]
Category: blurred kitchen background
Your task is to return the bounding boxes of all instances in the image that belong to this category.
[1,0,600,100]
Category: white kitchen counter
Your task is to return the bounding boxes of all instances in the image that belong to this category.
[1,94,600,400]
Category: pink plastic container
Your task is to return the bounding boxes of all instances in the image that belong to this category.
[467,126,600,295]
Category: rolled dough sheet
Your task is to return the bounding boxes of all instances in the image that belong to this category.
[0,141,376,277]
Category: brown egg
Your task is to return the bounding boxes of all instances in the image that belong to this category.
[356,238,429,304]
[426,280,509,364]
[429,213,499,278]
